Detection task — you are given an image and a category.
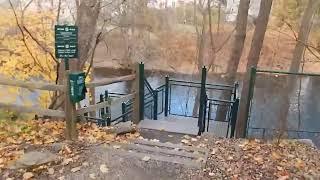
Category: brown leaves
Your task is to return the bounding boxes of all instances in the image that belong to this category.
[22,172,34,180]
[202,137,320,179]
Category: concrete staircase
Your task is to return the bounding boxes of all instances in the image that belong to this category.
[108,139,209,168]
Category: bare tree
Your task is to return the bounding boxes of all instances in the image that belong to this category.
[192,0,208,116]
[236,0,274,138]
[214,0,250,121]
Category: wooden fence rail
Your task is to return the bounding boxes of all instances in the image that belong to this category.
[0,73,136,119]
[0,76,65,91]
[0,102,65,118]
[86,74,135,88]
[76,93,135,115]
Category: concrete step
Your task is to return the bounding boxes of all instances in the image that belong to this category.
[108,139,209,168]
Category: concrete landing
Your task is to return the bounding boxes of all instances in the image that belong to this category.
[138,115,230,137]
[138,117,199,135]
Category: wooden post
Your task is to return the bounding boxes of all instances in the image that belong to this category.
[133,62,144,124]
[64,70,78,140]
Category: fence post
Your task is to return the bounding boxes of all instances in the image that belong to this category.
[104,90,110,121]
[233,82,239,101]
[202,94,208,133]
[207,102,211,132]
[240,67,257,138]
[99,94,104,116]
[164,75,169,117]
[153,90,158,120]
[198,66,207,135]
[106,116,111,126]
[133,62,144,124]
[98,94,104,126]
[230,98,240,138]
[64,70,78,140]
[122,102,126,122]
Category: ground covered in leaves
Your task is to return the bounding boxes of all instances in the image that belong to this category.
[0,119,139,179]
[192,135,320,179]
[1,120,320,179]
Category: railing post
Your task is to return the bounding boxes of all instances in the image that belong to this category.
[230,98,240,138]
[233,82,239,101]
[153,90,158,120]
[104,90,111,121]
[207,102,211,132]
[99,94,104,117]
[122,102,126,122]
[133,62,144,124]
[202,94,208,133]
[140,63,144,121]
[164,75,169,117]
[98,94,104,126]
[198,66,207,135]
[106,116,111,126]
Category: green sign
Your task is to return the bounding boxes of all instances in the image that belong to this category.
[55,25,78,58]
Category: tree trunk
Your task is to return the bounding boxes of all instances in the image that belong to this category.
[76,0,101,70]
[192,4,207,117]
[236,0,273,138]
[215,0,250,121]
[271,0,320,138]
[76,0,101,115]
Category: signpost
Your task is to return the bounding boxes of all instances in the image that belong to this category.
[55,25,79,140]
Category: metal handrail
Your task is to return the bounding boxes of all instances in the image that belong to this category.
[169,79,235,88]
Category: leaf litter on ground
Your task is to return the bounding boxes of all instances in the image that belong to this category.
[0,119,139,179]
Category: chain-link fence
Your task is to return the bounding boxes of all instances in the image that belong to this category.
[246,68,320,144]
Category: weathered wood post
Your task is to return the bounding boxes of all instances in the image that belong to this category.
[64,70,78,140]
[197,66,207,135]
[133,62,144,124]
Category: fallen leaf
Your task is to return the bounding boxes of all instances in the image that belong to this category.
[183,135,190,139]
[277,175,289,180]
[89,173,96,179]
[294,158,305,169]
[71,166,81,173]
[227,156,234,160]
[62,158,73,165]
[191,138,198,142]
[23,172,34,180]
[253,156,263,164]
[208,172,214,177]
[272,152,281,160]
[181,139,190,144]
[48,168,55,175]
[59,168,64,174]
[100,164,109,173]
[82,162,89,167]
[277,166,284,171]
[142,156,151,161]
[211,148,217,155]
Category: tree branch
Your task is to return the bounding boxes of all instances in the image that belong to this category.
[22,26,58,63]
